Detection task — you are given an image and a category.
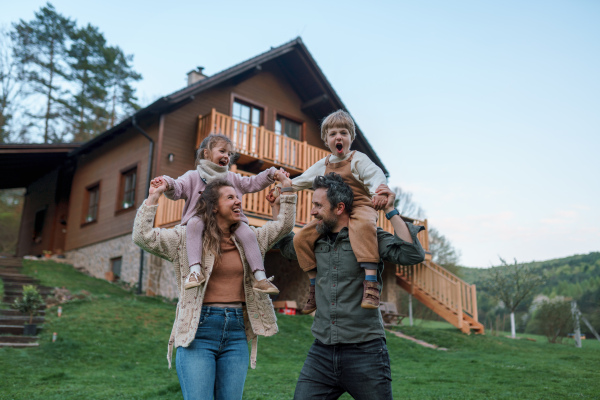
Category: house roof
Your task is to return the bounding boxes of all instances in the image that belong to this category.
[71,37,388,176]
[0,144,80,189]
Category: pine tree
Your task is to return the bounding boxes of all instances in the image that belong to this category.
[103,45,141,129]
[63,24,109,142]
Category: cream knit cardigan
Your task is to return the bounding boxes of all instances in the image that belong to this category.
[132,194,297,369]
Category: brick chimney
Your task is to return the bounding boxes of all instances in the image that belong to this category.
[187,67,208,86]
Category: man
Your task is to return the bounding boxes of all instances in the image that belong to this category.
[274,172,426,399]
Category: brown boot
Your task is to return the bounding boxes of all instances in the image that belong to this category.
[253,276,280,295]
[302,285,316,314]
[361,280,381,309]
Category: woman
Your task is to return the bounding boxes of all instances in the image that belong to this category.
[133,176,297,399]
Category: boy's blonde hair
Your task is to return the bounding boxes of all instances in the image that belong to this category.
[320,110,356,143]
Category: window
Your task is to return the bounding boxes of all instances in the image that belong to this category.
[110,257,122,280]
[275,116,302,140]
[119,167,137,210]
[232,100,263,127]
[232,99,264,154]
[84,183,100,224]
[275,115,303,165]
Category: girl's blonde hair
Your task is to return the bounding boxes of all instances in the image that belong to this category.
[195,134,234,165]
[193,179,239,261]
[320,110,356,143]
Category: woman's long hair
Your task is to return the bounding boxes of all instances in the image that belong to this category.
[194,179,239,261]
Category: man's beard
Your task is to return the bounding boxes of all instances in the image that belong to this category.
[315,216,336,235]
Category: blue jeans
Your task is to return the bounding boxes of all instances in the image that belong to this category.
[176,306,249,400]
[294,338,393,400]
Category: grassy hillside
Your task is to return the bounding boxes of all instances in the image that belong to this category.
[459,252,600,334]
[1,260,599,399]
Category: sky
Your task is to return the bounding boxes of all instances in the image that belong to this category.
[2,0,599,267]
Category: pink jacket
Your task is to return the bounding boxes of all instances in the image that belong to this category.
[163,166,277,225]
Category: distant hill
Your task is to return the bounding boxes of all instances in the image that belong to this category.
[458,252,600,335]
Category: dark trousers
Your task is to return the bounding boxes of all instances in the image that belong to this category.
[294,338,393,400]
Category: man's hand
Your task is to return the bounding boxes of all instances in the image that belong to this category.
[375,184,396,213]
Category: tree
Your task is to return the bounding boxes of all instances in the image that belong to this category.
[392,186,425,220]
[62,24,109,142]
[429,227,462,275]
[484,257,544,338]
[11,3,75,143]
[103,45,141,129]
[0,188,25,254]
[0,28,24,143]
[529,299,574,343]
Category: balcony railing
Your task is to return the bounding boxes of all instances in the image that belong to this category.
[197,109,329,172]
[154,170,430,252]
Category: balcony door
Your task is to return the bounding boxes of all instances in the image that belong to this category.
[232,100,263,155]
[275,115,302,166]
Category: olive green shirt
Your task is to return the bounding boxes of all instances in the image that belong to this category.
[278,224,425,344]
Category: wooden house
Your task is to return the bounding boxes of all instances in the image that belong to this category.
[0,38,483,333]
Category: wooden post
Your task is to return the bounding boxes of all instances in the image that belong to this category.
[408,294,413,326]
[455,281,463,329]
[210,108,217,133]
[471,284,478,322]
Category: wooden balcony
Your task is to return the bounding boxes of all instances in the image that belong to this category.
[197,109,329,174]
[154,169,430,251]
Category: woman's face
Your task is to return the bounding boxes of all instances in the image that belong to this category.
[204,140,232,167]
[214,186,242,225]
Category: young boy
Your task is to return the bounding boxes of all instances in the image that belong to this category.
[288,110,389,314]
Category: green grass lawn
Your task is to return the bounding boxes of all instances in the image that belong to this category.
[1,260,599,399]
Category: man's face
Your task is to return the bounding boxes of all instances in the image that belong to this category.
[311,188,338,234]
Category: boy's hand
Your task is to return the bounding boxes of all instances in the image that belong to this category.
[375,184,396,213]
[372,194,388,211]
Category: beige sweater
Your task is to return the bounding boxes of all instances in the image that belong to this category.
[132,194,298,369]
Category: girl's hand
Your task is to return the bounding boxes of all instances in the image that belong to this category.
[150,176,168,191]
[273,168,290,182]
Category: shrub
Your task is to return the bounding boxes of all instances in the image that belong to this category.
[12,285,45,324]
[529,299,574,343]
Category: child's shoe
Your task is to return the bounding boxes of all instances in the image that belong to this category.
[361,280,381,309]
[302,285,316,314]
[253,276,280,295]
[184,269,206,290]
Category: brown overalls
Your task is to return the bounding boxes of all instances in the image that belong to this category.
[293,151,380,271]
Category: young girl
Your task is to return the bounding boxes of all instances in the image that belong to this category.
[151,133,287,294]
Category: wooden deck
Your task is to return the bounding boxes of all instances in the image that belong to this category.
[197,109,329,174]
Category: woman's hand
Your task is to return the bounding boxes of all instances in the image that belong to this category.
[147,177,167,205]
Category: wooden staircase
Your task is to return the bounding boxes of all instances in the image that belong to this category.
[396,257,484,334]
